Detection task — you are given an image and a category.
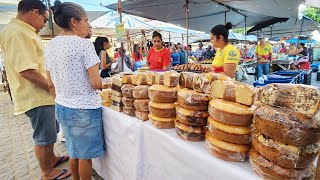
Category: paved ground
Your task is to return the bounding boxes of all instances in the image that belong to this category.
[0,92,103,180]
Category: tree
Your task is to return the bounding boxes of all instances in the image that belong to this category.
[304,7,320,23]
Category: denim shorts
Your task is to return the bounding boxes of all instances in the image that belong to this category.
[25,105,58,146]
[55,104,106,159]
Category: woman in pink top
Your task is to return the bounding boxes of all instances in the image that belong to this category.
[279,44,287,53]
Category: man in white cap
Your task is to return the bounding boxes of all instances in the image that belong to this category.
[255,34,273,78]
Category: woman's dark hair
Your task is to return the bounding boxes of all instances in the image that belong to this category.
[52,0,86,30]
[18,0,47,14]
[133,44,140,60]
[152,31,162,41]
[210,22,232,42]
[94,37,109,55]
[119,47,126,54]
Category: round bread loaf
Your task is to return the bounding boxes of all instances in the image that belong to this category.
[177,88,211,110]
[249,148,316,180]
[205,131,250,162]
[135,111,149,121]
[251,130,319,169]
[207,116,251,145]
[254,104,320,146]
[133,85,150,99]
[208,98,253,126]
[148,101,176,118]
[149,113,175,129]
[134,99,149,112]
[102,102,111,107]
[148,85,177,103]
[121,84,136,98]
[123,106,135,116]
[176,105,208,126]
[122,97,135,107]
[175,120,206,142]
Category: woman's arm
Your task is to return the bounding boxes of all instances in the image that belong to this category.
[223,63,237,78]
[46,71,56,98]
[88,64,102,90]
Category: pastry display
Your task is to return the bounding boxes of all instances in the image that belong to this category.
[211,80,255,106]
[249,148,315,180]
[175,120,207,142]
[163,71,180,87]
[175,105,208,126]
[260,84,320,118]
[148,101,176,118]
[134,99,149,112]
[135,111,149,121]
[133,85,150,99]
[207,116,251,145]
[177,88,211,111]
[148,85,178,103]
[121,84,136,98]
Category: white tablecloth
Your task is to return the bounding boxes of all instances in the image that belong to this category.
[93,107,259,180]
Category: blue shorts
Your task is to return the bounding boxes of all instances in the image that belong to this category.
[25,105,58,146]
[55,104,106,159]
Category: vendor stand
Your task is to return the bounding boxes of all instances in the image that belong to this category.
[92,107,259,180]
[272,59,294,70]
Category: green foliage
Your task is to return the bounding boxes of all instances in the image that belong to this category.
[304,7,320,23]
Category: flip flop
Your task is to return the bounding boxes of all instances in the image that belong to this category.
[54,156,69,168]
[40,169,71,180]
[52,169,71,180]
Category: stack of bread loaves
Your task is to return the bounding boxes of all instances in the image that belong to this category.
[121,74,136,116]
[205,80,255,162]
[132,72,153,121]
[99,89,112,107]
[111,76,124,112]
[148,71,179,128]
[175,72,233,142]
[249,84,320,180]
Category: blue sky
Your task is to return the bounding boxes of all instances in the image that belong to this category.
[60,0,117,11]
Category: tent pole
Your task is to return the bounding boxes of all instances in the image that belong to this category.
[224,6,227,24]
[169,32,171,44]
[244,16,247,41]
[186,0,189,64]
[297,18,304,48]
[270,26,273,38]
[118,0,124,72]
[46,0,54,37]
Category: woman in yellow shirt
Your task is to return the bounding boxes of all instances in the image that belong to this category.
[211,22,240,78]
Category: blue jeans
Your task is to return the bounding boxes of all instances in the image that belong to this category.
[25,105,58,146]
[55,104,106,159]
[257,63,270,78]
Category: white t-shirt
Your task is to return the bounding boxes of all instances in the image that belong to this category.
[45,36,101,109]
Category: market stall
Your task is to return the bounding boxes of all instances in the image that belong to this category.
[95,71,320,180]
[272,59,294,70]
[92,107,258,180]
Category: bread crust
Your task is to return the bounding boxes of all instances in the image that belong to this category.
[254,105,320,146]
[251,131,319,169]
[249,148,316,180]
[135,111,149,121]
[133,85,150,99]
[134,99,149,112]
[148,85,177,103]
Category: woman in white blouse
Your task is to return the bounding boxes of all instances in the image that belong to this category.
[44,1,105,179]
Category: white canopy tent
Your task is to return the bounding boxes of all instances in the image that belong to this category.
[91,12,208,44]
